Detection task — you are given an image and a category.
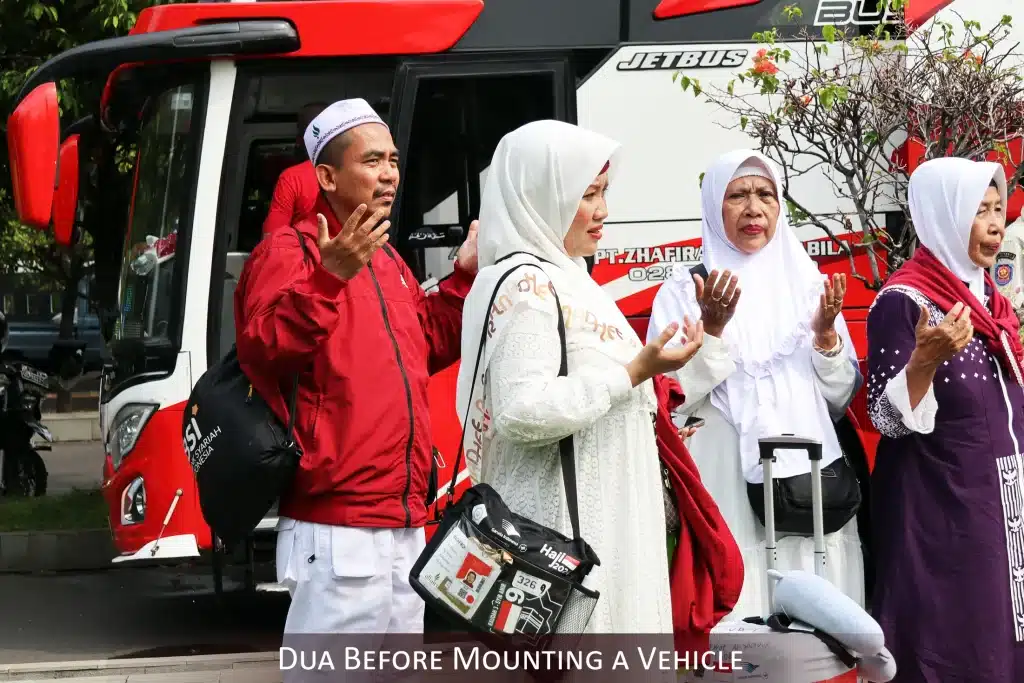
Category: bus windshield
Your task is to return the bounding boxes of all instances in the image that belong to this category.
[113,82,200,345]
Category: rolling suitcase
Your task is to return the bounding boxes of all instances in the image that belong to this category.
[699,435,860,683]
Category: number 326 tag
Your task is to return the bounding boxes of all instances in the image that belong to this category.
[512,570,550,598]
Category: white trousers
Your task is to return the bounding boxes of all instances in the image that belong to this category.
[277,519,428,683]
[276,518,426,633]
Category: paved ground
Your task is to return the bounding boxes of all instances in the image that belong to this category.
[0,564,288,665]
[38,441,104,494]
[1,440,288,666]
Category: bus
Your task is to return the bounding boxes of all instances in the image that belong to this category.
[4,0,1011,592]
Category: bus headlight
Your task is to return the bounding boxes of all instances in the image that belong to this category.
[121,477,146,525]
[108,403,157,469]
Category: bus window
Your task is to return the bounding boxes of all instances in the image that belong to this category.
[115,83,201,344]
[238,138,297,252]
[396,71,558,283]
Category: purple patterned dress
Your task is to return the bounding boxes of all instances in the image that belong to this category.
[866,283,1024,683]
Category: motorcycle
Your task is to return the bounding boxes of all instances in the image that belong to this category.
[0,311,51,497]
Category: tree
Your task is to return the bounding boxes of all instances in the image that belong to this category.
[1,0,161,406]
[676,0,1024,289]
[1,0,158,228]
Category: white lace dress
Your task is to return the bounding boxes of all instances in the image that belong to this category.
[474,284,674,635]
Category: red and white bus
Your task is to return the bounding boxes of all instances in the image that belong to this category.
[5,0,1017,590]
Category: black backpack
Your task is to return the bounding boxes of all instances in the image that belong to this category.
[181,227,311,546]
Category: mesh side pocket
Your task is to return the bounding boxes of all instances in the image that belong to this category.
[552,584,599,634]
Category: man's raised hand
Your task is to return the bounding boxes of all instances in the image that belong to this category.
[316,205,391,280]
[456,220,479,274]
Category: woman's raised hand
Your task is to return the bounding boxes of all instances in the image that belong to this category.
[626,317,705,387]
[694,269,740,337]
[811,273,847,348]
[911,302,973,367]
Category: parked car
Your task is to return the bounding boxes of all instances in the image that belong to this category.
[0,273,110,377]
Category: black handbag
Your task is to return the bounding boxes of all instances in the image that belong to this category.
[688,262,862,537]
[182,226,312,546]
[409,253,601,648]
[745,449,861,536]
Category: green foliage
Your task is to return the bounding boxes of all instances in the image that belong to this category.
[0,0,163,288]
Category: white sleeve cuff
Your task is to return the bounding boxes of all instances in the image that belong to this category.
[811,335,847,366]
[607,364,634,405]
[699,332,730,357]
[883,367,938,434]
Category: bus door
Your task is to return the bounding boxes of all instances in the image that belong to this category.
[388,53,577,504]
[207,52,576,523]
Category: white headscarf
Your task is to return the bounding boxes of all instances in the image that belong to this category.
[666,149,857,483]
[907,156,1008,302]
[455,120,654,483]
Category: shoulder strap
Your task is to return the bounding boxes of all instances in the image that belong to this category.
[446,252,582,539]
[291,224,313,262]
[282,226,313,446]
[742,615,858,669]
[551,282,580,539]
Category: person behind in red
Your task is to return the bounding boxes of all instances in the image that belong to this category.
[260,101,327,236]
[233,98,480,643]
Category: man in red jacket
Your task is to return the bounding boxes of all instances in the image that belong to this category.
[261,102,326,236]
[234,98,478,637]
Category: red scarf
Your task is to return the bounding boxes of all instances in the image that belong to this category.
[885,245,1024,384]
[653,375,744,653]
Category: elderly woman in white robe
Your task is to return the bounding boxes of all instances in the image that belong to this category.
[455,120,704,634]
[647,150,865,620]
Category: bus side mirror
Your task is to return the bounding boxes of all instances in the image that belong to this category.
[6,81,61,231]
[52,134,81,248]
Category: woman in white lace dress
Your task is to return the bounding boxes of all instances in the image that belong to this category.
[647,150,865,621]
[455,120,704,634]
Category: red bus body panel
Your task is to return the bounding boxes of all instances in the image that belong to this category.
[103,403,214,555]
[131,0,484,57]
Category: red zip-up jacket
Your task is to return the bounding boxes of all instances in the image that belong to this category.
[234,197,474,528]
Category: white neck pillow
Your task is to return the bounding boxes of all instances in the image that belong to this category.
[768,569,886,656]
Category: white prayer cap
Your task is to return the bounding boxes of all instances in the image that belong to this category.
[303,98,388,165]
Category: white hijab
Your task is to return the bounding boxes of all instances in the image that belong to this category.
[455,120,654,483]
[669,150,857,483]
[907,156,1008,302]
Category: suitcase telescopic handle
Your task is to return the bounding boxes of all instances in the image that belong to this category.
[757,434,827,611]
[757,434,823,460]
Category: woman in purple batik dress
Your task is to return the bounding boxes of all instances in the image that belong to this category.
[866,156,1024,683]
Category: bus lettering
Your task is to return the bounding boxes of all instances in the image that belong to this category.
[616,49,747,71]
[815,0,897,26]
[805,239,845,257]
